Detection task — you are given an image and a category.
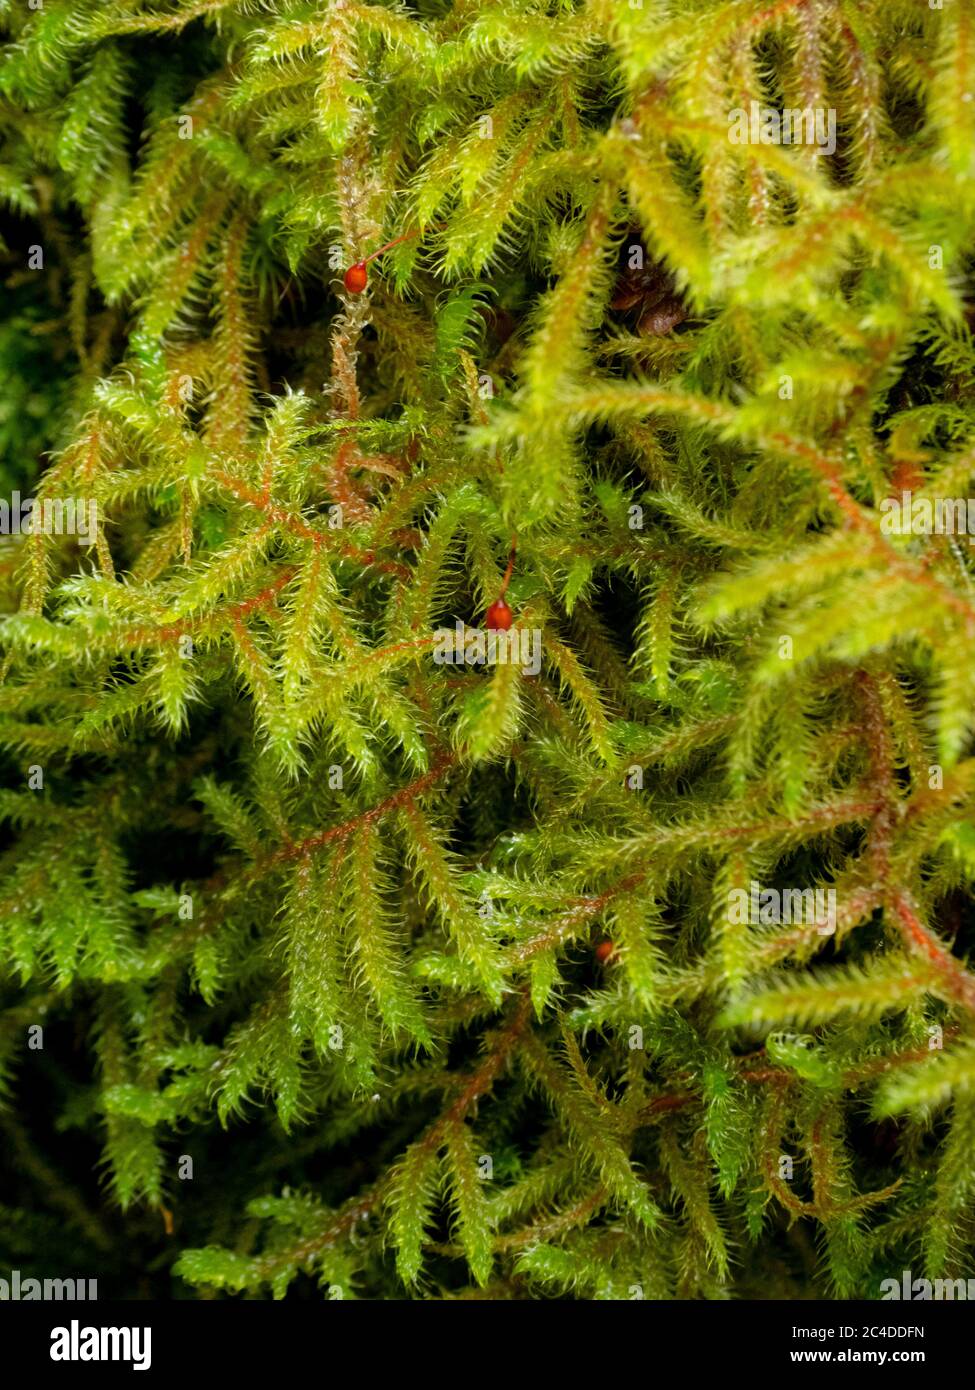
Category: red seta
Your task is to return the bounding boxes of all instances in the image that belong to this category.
[343,226,433,294]
[485,538,517,630]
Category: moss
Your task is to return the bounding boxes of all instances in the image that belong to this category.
[1,0,975,1299]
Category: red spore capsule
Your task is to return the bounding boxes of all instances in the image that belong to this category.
[343,224,447,296]
[343,227,429,296]
[486,598,513,631]
[595,940,617,964]
[344,261,368,294]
